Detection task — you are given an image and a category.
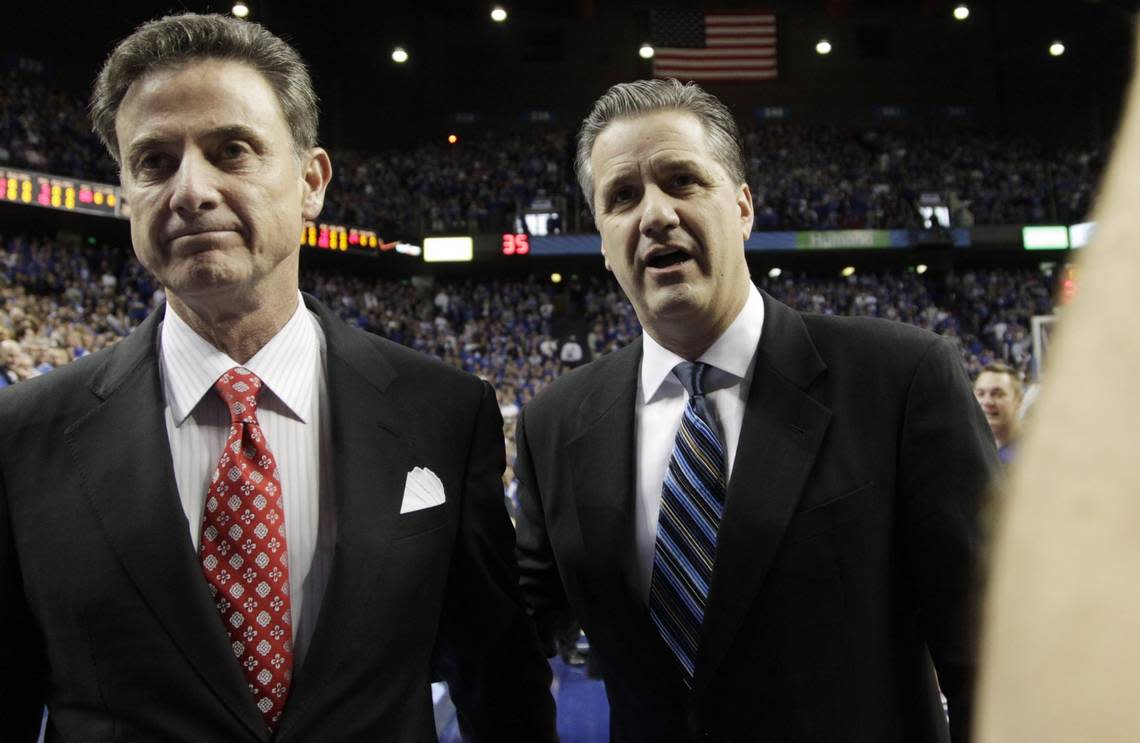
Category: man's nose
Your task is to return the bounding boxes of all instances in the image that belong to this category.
[168,153,221,215]
[639,186,680,240]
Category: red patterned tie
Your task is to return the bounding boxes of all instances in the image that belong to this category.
[199,366,293,731]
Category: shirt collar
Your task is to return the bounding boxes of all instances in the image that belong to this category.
[160,293,321,425]
[640,283,765,403]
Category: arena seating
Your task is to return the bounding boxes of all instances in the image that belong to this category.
[1,70,1103,238]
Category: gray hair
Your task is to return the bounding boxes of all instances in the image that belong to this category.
[91,13,319,163]
[575,78,746,214]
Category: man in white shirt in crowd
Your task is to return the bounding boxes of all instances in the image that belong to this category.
[973,361,1024,464]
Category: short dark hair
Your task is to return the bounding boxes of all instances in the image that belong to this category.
[575,78,746,214]
[91,12,318,163]
[978,362,1024,399]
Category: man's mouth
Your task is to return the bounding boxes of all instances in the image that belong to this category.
[166,229,241,254]
[646,249,692,270]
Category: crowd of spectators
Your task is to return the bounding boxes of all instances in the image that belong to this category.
[327,130,569,237]
[2,70,1102,239]
[0,233,161,386]
[0,72,119,184]
[2,231,1056,500]
[743,123,1103,232]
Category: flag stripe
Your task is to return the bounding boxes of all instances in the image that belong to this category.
[705,37,776,47]
[706,13,776,22]
[655,48,776,58]
[655,59,777,70]
[653,69,780,81]
[706,28,776,37]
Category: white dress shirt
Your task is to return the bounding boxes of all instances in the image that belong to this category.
[158,295,336,666]
[633,284,765,602]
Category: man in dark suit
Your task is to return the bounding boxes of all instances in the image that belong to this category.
[0,13,555,742]
[515,79,998,742]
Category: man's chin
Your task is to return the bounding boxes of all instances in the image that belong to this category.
[641,288,700,321]
[166,267,250,301]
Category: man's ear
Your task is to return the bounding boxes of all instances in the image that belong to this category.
[301,147,333,220]
[600,243,612,272]
[738,182,755,242]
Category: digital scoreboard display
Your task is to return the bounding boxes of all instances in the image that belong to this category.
[501,233,531,255]
[300,222,390,253]
[1,166,395,257]
[0,167,125,218]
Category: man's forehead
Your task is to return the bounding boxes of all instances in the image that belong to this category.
[116,58,285,144]
[592,112,717,176]
[119,58,277,117]
[594,109,707,150]
[976,371,1016,390]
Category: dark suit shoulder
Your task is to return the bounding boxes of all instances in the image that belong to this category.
[798,312,949,374]
[353,328,487,395]
[526,339,639,419]
[326,324,494,438]
[0,345,117,435]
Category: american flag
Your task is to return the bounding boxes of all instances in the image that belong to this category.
[650,10,778,82]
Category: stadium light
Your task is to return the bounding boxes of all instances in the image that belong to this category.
[841,266,856,277]
[916,264,928,275]
[639,43,655,59]
[816,39,832,55]
[1049,41,1065,57]
[232,1,250,18]
[953,4,969,21]
[551,273,563,284]
[392,46,409,64]
[768,267,782,278]
[447,134,459,144]
[491,6,508,23]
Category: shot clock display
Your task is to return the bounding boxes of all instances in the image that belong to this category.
[1,167,125,218]
[501,233,531,255]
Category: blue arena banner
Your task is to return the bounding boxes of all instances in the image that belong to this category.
[522,110,558,124]
[873,105,908,119]
[754,106,791,120]
[530,230,918,256]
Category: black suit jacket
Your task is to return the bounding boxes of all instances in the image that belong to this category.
[515,291,998,743]
[0,295,556,742]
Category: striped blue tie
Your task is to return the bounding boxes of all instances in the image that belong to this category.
[649,361,726,687]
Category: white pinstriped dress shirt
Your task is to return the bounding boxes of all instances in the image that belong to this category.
[157,295,336,666]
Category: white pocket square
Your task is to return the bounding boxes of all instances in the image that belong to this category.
[400,466,446,513]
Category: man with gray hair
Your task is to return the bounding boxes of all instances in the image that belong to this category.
[0,13,555,742]
[515,78,997,742]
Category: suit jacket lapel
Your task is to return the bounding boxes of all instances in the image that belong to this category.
[277,296,411,734]
[564,339,684,687]
[64,306,269,742]
[565,338,642,603]
[692,293,832,700]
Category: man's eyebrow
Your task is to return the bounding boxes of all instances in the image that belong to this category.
[597,170,634,194]
[653,155,709,172]
[123,135,168,162]
[209,124,265,144]
[123,125,266,161]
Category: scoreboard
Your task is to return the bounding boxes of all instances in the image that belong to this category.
[1,167,125,218]
[300,221,387,252]
[2,166,401,257]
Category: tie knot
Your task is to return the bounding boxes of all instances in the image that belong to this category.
[213,366,263,424]
[673,361,711,399]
